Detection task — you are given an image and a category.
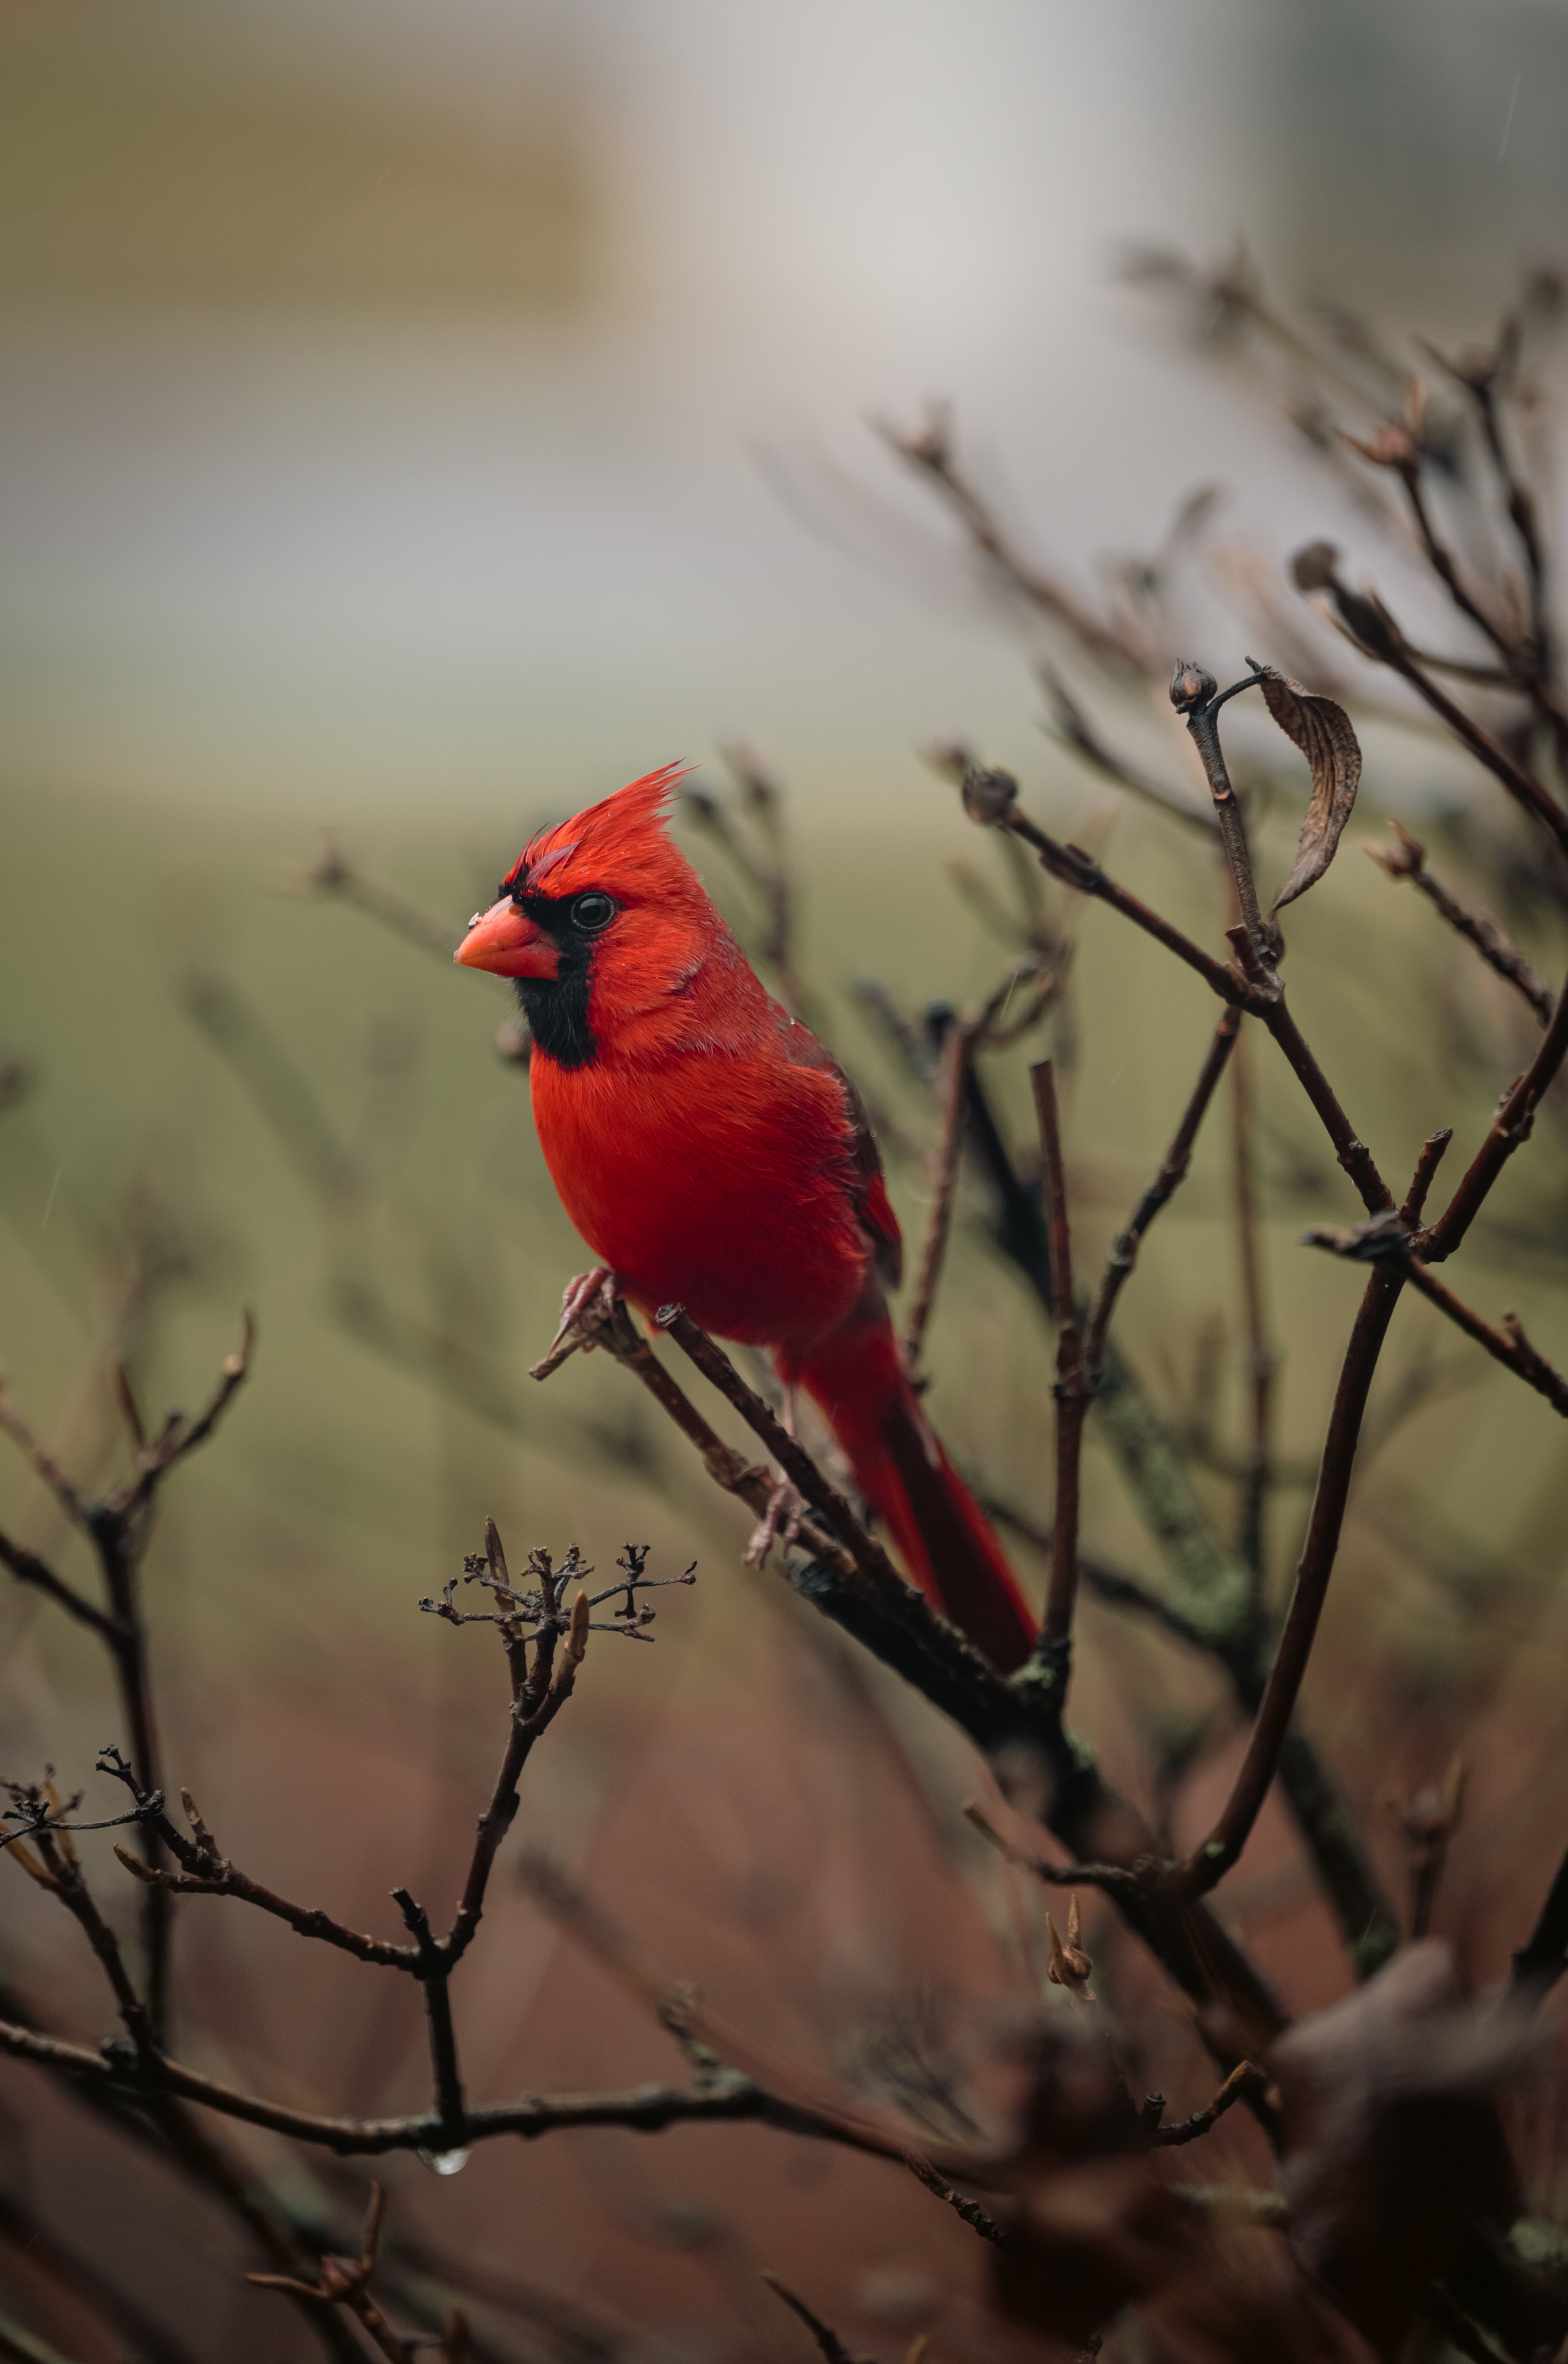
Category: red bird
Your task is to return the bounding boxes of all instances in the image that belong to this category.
[455,764,1035,1671]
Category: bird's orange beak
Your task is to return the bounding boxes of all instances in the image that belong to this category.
[454,898,560,980]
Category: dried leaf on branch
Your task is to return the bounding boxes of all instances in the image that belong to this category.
[1252,661,1363,911]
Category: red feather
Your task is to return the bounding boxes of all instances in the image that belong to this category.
[469,769,1035,1671]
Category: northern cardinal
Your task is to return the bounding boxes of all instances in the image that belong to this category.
[455,763,1035,1670]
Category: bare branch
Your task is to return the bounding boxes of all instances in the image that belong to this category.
[1400,1263,1568,1415]
[1383,1755,1466,1941]
[901,1018,977,1374]
[1418,959,1568,1261]
[1160,1255,1407,1905]
[761,2274,869,2364]
[641,1306,903,1595]
[1082,1008,1242,1380]
[0,1531,117,1637]
[298,842,466,963]
[877,406,1144,671]
[960,1803,1142,1904]
[0,2011,912,2165]
[1032,1062,1091,1655]
[1228,1027,1275,1586]
[1036,660,1216,835]
[1367,822,1555,1025]
[903,2150,1015,2249]
[1149,2059,1268,2148]
[1169,660,1275,954]
[0,1389,89,1531]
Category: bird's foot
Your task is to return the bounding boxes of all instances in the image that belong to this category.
[743,1470,806,1568]
[530,1268,620,1381]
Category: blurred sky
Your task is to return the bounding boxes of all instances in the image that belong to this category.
[0,0,1564,817]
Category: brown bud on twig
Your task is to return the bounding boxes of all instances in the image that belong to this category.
[1168,660,1217,714]
[1364,819,1425,881]
[1384,1756,1467,1850]
[1341,423,1419,474]
[961,765,1019,828]
[1290,541,1340,594]
[896,400,953,472]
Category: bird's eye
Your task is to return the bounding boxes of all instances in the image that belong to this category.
[569,892,616,933]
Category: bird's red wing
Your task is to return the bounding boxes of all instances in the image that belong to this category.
[775,1012,902,1290]
[855,1164,903,1293]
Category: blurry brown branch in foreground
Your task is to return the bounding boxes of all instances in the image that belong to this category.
[0,1314,253,2042]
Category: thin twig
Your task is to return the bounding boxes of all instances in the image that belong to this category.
[392,1891,466,2144]
[1149,2059,1267,2147]
[248,2183,420,2364]
[1229,1024,1275,1587]
[1081,1008,1242,1379]
[1418,959,1568,1260]
[999,800,1245,1004]
[1159,1255,1407,1904]
[761,2274,867,2364]
[1384,1756,1466,1942]
[1033,1062,1091,1654]
[903,2152,1014,2250]
[901,1018,977,1374]
[961,1804,1142,1903]
[0,2013,911,2164]
[961,767,1397,1215]
[1170,661,1274,957]
[533,1288,870,1585]
[1400,1266,1568,1416]
[1366,822,1555,1025]
[16,1816,159,2060]
[0,1392,89,1530]
[0,1533,117,1637]
[1037,659,1217,836]
[878,407,1143,671]
[653,1305,905,1593]
[301,844,465,962]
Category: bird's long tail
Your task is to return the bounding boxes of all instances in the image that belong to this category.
[792,1315,1035,1673]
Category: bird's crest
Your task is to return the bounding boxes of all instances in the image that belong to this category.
[504,762,693,901]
